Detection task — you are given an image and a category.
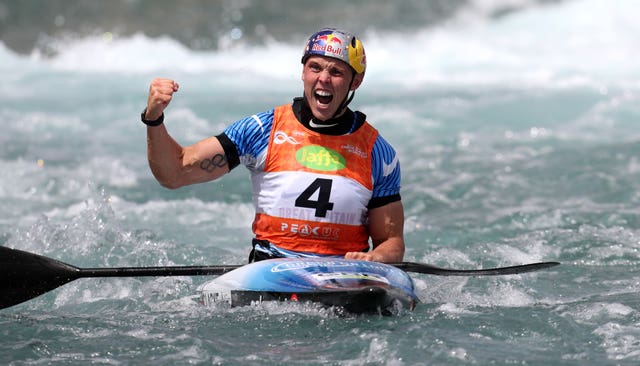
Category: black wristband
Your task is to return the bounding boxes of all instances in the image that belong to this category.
[141,108,164,126]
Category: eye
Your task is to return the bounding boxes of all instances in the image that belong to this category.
[308,62,322,72]
[329,67,344,77]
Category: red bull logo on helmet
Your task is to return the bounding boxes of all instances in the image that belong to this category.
[317,34,342,46]
[311,34,344,58]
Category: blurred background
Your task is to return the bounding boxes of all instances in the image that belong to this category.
[0,0,563,55]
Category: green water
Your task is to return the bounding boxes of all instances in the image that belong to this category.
[3,0,640,364]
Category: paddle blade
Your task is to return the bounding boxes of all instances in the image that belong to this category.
[0,246,81,310]
[390,261,560,276]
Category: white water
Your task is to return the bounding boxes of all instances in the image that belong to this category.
[2,0,640,364]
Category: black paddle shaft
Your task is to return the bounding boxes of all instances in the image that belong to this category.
[0,246,559,310]
[388,261,560,276]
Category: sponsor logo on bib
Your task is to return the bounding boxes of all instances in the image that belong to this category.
[296,145,346,171]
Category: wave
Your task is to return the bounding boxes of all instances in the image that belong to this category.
[1,0,638,89]
[0,0,554,54]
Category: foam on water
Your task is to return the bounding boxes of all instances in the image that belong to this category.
[2,0,640,364]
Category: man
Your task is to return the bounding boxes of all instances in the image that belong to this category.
[141,28,404,263]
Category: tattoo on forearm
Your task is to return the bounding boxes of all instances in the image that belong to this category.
[200,154,227,173]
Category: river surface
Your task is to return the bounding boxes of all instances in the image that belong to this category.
[2,0,640,364]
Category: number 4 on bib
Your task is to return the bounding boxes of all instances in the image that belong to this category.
[295,178,335,217]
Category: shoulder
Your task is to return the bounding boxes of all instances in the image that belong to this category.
[225,109,275,138]
[223,109,276,164]
[370,132,401,198]
[371,133,398,165]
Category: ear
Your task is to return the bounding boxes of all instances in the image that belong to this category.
[351,73,364,90]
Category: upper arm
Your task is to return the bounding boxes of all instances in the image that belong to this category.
[368,200,404,246]
[147,124,230,189]
[179,136,230,185]
[167,110,273,188]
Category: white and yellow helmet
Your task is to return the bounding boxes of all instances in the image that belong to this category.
[301,28,366,75]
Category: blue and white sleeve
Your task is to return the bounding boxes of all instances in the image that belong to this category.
[370,134,401,207]
[222,109,274,170]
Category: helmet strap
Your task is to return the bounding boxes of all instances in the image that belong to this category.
[330,71,357,119]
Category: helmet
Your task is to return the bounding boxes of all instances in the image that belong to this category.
[301,28,366,74]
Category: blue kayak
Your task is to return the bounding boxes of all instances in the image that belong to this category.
[197,258,419,315]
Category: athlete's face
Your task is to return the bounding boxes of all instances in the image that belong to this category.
[302,56,363,121]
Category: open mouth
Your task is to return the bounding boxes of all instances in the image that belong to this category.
[315,90,333,105]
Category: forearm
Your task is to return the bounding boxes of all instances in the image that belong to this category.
[369,237,405,262]
[146,124,187,188]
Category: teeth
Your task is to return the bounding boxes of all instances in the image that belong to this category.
[314,90,334,106]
